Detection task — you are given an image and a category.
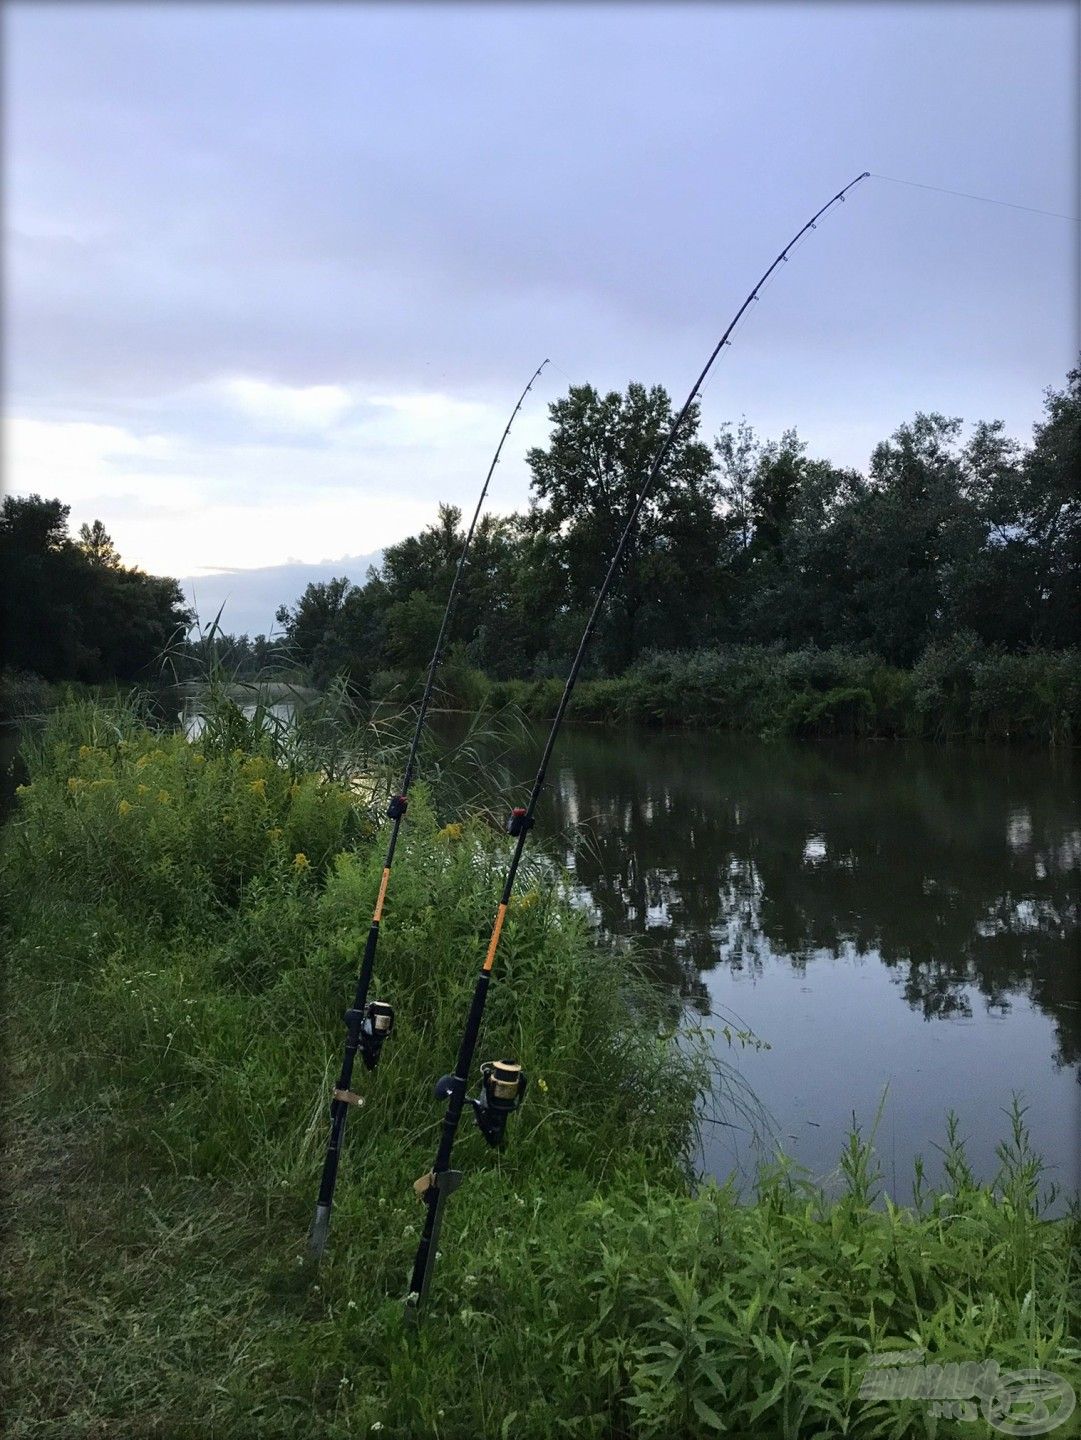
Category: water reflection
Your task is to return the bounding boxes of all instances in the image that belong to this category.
[180,697,297,740]
[536,732,1080,1078]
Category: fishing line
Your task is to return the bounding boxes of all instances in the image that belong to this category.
[547,358,577,388]
[870,172,1078,223]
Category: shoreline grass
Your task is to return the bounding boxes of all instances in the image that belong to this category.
[3,701,1078,1438]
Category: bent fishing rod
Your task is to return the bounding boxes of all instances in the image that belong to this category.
[406,172,871,1307]
[308,357,550,1258]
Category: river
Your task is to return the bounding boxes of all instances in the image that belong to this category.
[467,723,1080,1199]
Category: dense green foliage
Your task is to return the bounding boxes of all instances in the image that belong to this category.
[0,497,190,683]
[427,638,1080,744]
[8,372,1077,747]
[4,704,1078,1438]
[277,371,1081,695]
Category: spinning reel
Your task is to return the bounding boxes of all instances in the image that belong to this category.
[434,1060,528,1147]
[345,999,396,1072]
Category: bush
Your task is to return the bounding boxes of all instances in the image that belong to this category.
[7,719,360,927]
[479,645,1081,744]
[0,668,59,721]
[4,701,702,1192]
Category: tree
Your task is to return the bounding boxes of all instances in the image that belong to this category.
[1021,368,1080,646]
[742,456,867,648]
[257,369,1081,689]
[1,494,190,681]
[384,592,444,669]
[1,495,91,677]
[381,504,463,603]
[275,573,389,694]
[749,429,808,557]
[837,414,983,664]
[275,577,356,668]
[713,419,758,554]
[526,383,722,666]
[77,519,122,569]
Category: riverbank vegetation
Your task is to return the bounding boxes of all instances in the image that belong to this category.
[385,636,1081,744]
[5,371,1078,744]
[4,701,1078,1437]
[275,371,1080,734]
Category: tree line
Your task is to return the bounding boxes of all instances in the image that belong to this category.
[275,369,1079,693]
[4,370,1076,701]
[1,497,190,684]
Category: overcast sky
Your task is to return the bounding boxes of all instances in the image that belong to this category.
[4,1,1077,584]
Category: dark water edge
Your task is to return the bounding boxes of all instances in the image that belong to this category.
[443,720,1081,1201]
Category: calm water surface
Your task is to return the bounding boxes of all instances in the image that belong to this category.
[478,725,1079,1197]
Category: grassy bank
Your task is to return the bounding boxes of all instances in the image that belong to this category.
[3,703,1079,1438]
[373,639,1081,744]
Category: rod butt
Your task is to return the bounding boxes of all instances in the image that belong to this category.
[308,1203,332,1257]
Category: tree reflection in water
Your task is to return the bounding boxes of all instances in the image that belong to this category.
[531,730,1079,1076]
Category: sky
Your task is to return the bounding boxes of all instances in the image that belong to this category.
[4,1,1077,621]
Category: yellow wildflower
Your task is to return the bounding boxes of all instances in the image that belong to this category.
[292,852,310,872]
[137,784,150,796]
[514,890,539,911]
[156,790,171,805]
[67,776,86,794]
[267,827,283,843]
[78,744,94,758]
[536,1077,549,1094]
[135,754,150,770]
[192,753,205,766]
[249,778,267,798]
[118,799,133,816]
[437,822,464,842]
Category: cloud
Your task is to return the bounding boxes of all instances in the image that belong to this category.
[5,2,1072,582]
[350,391,496,451]
[178,550,385,637]
[2,401,531,578]
[220,377,354,433]
[2,417,192,505]
[366,392,488,426]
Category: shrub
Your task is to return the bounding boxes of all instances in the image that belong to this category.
[6,710,363,928]
[480,645,1081,744]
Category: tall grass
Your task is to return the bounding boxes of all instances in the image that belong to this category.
[3,701,1078,1438]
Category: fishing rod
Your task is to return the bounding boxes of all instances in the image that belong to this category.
[406,172,871,1307]
[308,357,550,1258]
